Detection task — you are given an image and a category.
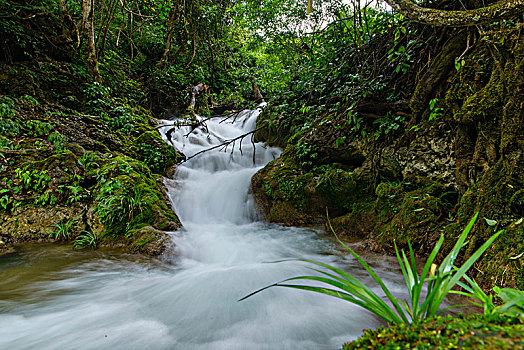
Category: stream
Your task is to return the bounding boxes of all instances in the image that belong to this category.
[0,107,406,349]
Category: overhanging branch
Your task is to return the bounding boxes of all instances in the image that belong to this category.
[383,0,524,27]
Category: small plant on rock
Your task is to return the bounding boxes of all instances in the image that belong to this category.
[49,218,78,241]
[73,231,99,249]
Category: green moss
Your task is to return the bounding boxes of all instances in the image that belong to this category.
[31,150,82,174]
[92,156,180,239]
[328,202,376,239]
[372,179,454,250]
[343,314,524,350]
[453,68,504,123]
[251,146,375,225]
[257,148,312,205]
[133,130,181,175]
[315,169,359,211]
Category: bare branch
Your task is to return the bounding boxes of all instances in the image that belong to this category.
[177,126,267,165]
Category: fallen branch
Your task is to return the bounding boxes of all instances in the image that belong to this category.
[176,125,267,165]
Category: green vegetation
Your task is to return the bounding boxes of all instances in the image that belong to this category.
[73,231,99,250]
[49,218,78,241]
[93,156,179,239]
[343,313,524,350]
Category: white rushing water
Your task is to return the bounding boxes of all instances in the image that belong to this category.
[0,107,405,350]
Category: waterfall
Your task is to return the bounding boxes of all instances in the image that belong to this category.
[0,107,398,350]
[159,107,278,224]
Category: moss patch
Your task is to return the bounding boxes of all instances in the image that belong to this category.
[251,146,374,226]
[92,156,180,242]
[343,314,524,350]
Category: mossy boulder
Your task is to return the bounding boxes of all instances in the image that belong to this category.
[91,156,180,251]
[251,149,320,225]
[328,202,376,240]
[371,178,456,252]
[251,146,374,226]
[128,226,173,257]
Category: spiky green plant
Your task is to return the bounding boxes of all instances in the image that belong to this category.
[454,275,524,318]
[73,231,99,249]
[49,218,78,240]
[240,213,503,325]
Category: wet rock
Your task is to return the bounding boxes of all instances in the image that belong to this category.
[250,148,374,226]
[328,207,376,240]
[394,128,455,187]
[86,206,104,238]
[129,226,173,257]
[250,153,326,226]
[0,204,86,243]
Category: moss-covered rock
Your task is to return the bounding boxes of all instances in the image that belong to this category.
[251,149,321,225]
[128,226,173,256]
[372,178,456,252]
[328,202,376,240]
[91,156,181,241]
[0,204,86,243]
[343,314,524,350]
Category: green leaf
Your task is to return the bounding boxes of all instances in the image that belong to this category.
[484,217,498,226]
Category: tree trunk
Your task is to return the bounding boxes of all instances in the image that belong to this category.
[384,0,524,27]
[81,0,101,82]
[59,0,79,48]
[157,4,178,68]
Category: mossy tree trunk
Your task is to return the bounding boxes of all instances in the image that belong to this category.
[442,29,524,289]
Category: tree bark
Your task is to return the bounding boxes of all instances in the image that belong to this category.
[383,0,524,27]
[81,0,101,82]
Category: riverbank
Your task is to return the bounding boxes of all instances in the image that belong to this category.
[250,23,524,292]
[0,92,182,255]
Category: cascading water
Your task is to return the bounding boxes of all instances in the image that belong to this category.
[0,107,404,350]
